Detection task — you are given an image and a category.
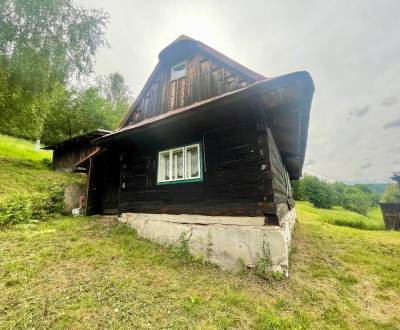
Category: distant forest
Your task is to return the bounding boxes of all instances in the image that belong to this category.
[0,0,131,145]
[363,183,386,195]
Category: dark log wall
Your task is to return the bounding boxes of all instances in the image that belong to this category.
[112,120,293,219]
[267,128,293,206]
[126,52,253,126]
[53,145,98,172]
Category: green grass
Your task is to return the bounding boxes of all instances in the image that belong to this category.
[296,201,385,230]
[0,134,52,164]
[1,212,399,329]
[1,134,400,329]
[0,134,82,197]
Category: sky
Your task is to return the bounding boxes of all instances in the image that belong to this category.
[76,0,400,183]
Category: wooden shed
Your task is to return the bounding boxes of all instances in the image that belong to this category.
[380,172,400,230]
[43,129,110,172]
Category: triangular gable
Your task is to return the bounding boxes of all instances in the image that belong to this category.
[120,35,265,128]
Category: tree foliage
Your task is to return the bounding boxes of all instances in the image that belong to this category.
[340,186,372,215]
[0,0,109,140]
[381,184,400,204]
[41,74,131,144]
[292,175,379,214]
[301,176,336,209]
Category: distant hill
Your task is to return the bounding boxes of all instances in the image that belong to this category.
[362,183,387,195]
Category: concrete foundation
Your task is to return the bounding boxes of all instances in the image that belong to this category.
[120,209,296,276]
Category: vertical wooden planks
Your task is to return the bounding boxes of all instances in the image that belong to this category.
[186,57,197,105]
[128,52,255,124]
[200,59,211,100]
[169,80,177,110]
[177,77,186,108]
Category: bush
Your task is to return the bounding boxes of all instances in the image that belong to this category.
[40,158,52,169]
[0,184,65,228]
[0,194,33,227]
[47,184,65,213]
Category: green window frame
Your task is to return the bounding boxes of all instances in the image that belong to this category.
[157,143,203,185]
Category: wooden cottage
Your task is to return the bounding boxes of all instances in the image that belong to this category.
[380,172,400,231]
[43,129,110,172]
[85,36,315,275]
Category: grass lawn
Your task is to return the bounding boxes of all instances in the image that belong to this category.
[1,134,400,329]
[296,201,385,231]
[0,209,399,329]
[0,134,82,197]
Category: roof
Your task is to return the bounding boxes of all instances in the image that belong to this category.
[95,71,315,179]
[392,172,400,182]
[119,35,265,128]
[42,129,111,150]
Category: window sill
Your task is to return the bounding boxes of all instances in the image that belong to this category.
[157,177,203,185]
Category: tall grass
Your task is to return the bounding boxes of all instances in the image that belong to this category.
[0,134,52,164]
[296,201,385,230]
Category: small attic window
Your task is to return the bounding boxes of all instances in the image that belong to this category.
[170,61,186,81]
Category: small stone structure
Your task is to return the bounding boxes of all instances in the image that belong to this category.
[120,209,296,276]
[63,183,86,215]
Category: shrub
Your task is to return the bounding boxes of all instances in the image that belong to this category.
[0,184,65,228]
[0,194,33,227]
[40,158,52,169]
[47,184,65,213]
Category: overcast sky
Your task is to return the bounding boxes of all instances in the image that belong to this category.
[77,0,400,183]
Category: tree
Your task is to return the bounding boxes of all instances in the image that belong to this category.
[341,186,372,215]
[291,180,305,201]
[381,184,400,204]
[302,176,336,209]
[332,181,346,205]
[0,0,109,140]
[40,73,131,144]
[353,184,380,206]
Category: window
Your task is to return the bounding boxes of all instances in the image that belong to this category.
[157,143,202,184]
[170,61,187,81]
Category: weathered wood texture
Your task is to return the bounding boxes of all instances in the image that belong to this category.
[125,52,254,126]
[89,119,293,219]
[267,128,293,206]
[52,145,98,172]
[86,152,121,215]
[380,203,400,231]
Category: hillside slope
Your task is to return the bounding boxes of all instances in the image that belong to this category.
[0,134,83,226]
[0,135,399,329]
[0,134,81,196]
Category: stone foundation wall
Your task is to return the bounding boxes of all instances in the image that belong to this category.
[120,209,296,276]
[63,183,86,215]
